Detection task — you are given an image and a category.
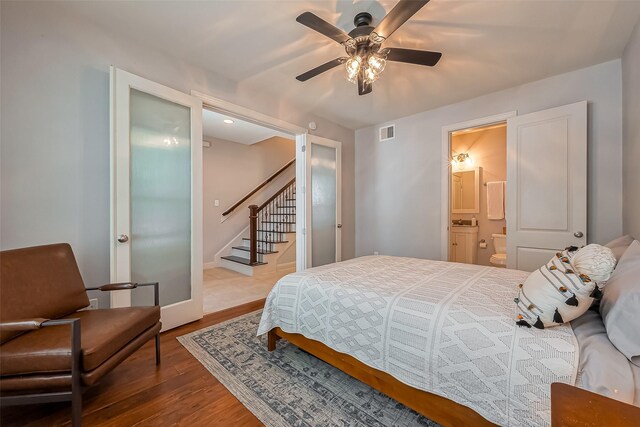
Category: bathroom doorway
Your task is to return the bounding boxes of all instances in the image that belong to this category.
[442,103,587,271]
[443,115,510,267]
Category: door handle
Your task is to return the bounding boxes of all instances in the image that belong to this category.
[573,231,584,238]
[117,234,129,243]
[337,224,342,229]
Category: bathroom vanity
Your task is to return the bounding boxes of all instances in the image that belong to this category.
[449,225,479,264]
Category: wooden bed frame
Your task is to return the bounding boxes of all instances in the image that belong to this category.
[267,327,496,427]
[262,247,640,427]
[267,328,640,427]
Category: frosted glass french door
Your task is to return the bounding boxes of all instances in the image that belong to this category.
[110,67,203,331]
[307,136,341,267]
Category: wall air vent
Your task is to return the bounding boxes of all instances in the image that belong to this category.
[379,124,395,142]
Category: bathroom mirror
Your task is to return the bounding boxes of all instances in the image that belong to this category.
[451,167,481,213]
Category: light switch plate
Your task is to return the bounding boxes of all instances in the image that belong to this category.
[88,298,99,310]
[214,199,220,207]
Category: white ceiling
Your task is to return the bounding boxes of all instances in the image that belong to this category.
[203,109,293,145]
[58,1,640,129]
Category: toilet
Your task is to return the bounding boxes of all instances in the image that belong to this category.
[490,234,507,267]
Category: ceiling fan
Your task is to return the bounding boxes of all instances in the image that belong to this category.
[295,0,441,96]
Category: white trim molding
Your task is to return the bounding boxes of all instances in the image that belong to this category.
[440,111,517,261]
[191,90,307,135]
[190,90,310,272]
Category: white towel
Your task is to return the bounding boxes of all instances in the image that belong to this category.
[487,181,505,220]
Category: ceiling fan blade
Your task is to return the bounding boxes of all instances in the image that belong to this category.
[372,0,430,41]
[357,74,373,96]
[296,58,347,82]
[296,12,352,44]
[386,48,442,66]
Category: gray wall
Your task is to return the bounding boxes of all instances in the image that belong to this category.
[622,21,640,239]
[0,2,355,308]
[356,60,623,259]
[203,136,295,264]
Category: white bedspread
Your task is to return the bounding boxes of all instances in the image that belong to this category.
[257,256,580,427]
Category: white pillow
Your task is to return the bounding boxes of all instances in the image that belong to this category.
[605,235,635,261]
[600,240,640,366]
[571,244,617,284]
[515,245,616,329]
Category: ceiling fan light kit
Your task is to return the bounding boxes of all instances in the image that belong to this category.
[295,1,442,96]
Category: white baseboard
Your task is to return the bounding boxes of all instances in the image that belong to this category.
[276,261,296,271]
[203,260,218,270]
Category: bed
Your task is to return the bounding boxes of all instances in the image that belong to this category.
[257,255,639,426]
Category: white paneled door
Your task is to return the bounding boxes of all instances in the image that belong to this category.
[110,67,203,331]
[306,135,342,267]
[506,101,587,271]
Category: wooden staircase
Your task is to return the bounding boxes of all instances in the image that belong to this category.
[219,177,296,276]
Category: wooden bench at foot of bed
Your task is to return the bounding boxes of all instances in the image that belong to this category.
[267,327,496,427]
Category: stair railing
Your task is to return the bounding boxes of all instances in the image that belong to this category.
[248,178,296,265]
[222,158,295,217]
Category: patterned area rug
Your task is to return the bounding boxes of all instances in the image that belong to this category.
[178,310,439,427]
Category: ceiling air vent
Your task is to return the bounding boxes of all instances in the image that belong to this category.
[379,124,395,142]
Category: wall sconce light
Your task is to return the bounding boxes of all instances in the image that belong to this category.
[451,152,473,169]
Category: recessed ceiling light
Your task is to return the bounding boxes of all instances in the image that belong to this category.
[223,119,234,124]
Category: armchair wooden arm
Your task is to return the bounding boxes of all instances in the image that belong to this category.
[86,282,136,291]
[0,318,82,426]
[86,282,160,306]
[0,317,81,345]
[0,318,50,332]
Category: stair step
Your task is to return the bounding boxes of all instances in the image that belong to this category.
[276,206,296,210]
[256,229,295,234]
[285,198,296,201]
[261,221,296,224]
[232,246,278,255]
[220,255,266,266]
[242,238,289,244]
[269,213,296,216]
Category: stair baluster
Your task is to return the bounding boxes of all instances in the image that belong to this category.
[249,205,258,265]
[247,178,295,266]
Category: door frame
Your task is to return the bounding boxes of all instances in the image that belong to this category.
[190,91,311,271]
[109,67,203,331]
[440,111,517,261]
[306,135,342,267]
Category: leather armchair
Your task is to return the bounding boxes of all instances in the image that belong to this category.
[0,243,162,426]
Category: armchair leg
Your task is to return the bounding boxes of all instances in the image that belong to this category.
[155,333,161,365]
[71,388,82,427]
[69,318,83,426]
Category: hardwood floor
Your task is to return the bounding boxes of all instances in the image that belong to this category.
[202,267,291,314]
[1,299,267,427]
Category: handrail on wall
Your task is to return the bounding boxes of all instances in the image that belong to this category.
[222,158,295,217]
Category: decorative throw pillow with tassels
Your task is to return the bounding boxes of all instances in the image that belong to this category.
[515,244,616,329]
